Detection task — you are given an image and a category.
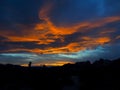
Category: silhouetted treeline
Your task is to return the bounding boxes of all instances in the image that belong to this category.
[0,58,120,90]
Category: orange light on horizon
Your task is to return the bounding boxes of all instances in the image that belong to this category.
[21,61,74,67]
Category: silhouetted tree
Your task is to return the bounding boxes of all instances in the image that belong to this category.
[28,61,32,68]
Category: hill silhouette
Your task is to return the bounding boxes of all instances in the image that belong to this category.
[0,58,120,90]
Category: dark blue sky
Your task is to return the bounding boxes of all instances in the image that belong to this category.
[0,0,120,66]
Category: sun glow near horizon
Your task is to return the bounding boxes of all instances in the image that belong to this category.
[21,61,74,67]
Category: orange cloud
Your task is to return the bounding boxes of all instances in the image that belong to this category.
[0,16,118,54]
[99,28,115,34]
[0,2,120,54]
[65,37,111,52]
[96,37,111,44]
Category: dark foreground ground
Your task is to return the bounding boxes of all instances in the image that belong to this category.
[0,58,120,90]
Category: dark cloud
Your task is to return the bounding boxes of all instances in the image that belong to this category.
[50,0,120,26]
[0,54,29,64]
[0,0,43,24]
[0,36,8,42]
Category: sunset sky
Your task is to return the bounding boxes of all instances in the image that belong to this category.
[0,0,120,66]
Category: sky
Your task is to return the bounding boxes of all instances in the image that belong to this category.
[0,0,120,66]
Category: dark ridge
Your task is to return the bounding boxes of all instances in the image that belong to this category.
[0,58,120,90]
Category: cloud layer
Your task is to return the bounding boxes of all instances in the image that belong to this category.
[0,0,120,65]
